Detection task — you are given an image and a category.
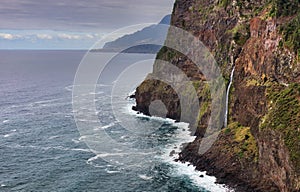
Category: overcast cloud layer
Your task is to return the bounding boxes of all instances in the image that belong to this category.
[0,0,174,32]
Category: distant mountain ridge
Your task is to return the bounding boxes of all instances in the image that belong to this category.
[96,15,171,54]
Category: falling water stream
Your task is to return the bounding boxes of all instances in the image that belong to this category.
[224,66,235,127]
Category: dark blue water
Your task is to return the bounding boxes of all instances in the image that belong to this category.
[0,50,229,192]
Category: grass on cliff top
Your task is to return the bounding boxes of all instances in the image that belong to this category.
[262,83,300,171]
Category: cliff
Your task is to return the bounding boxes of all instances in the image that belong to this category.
[134,0,300,191]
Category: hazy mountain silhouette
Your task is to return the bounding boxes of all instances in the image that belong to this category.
[97,15,171,54]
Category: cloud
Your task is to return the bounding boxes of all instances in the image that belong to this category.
[36,34,53,40]
[0,30,103,42]
[85,34,95,39]
[0,0,174,31]
[0,30,106,49]
[0,33,21,40]
[57,33,81,40]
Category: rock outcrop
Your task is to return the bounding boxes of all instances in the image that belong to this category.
[134,0,300,191]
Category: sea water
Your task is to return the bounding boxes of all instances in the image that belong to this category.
[0,50,231,192]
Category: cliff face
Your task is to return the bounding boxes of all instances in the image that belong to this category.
[134,0,300,191]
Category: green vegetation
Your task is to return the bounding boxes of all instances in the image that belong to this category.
[156,46,181,61]
[219,0,230,8]
[264,0,300,59]
[198,101,209,122]
[269,0,300,18]
[228,24,250,46]
[156,46,166,60]
[246,78,260,86]
[224,122,258,161]
[224,127,231,134]
[280,13,300,56]
[193,81,201,91]
[262,83,300,170]
[254,5,265,17]
[197,82,211,122]
[154,47,182,73]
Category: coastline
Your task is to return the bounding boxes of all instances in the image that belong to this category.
[178,141,260,192]
[128,102,233,191]
[131,95,262,192]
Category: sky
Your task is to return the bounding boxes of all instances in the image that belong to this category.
[0,0,174,49]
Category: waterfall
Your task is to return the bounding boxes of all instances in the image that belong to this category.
[224,66,235,128]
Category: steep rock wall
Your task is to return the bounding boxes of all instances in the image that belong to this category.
[135,0,300,191]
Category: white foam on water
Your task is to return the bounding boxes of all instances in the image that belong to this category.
[125,103,178,125]
[3,133,14,138]
[65,84,111,92]
[49,135,60,139]
[101,122,116,129]
[89,91,104,95]
[89,153,129,159]
[138,174,153,180]
[128,90,136,96]
[120,135,129,140]
[7,143,92,154]
[34,98,62,104]
[3,129,18,138]
[87,153,126,164]
[93,121,117,131]
[1,184,6,187]
[71,148,91,152]
[105,168,121,174]
[47,146,91,153]
[86,154,118,168]
[2,120,9,124]
[77,118,99,123]
[22,145,90,152]
[159,123,233,192]
[65,85,73,92]
[27,98,69,109]
[72,138,81,144]
[86,151,155,168]
[170,161,232,192]
[109,130,121,134]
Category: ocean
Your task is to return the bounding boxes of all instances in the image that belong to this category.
[0,50,230,192]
